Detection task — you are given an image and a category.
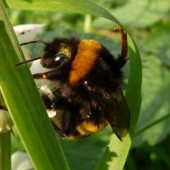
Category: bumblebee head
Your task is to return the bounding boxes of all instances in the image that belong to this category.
[16,38,79,71]
[41,38,79,69]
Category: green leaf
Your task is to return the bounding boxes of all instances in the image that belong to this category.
[142,22,170,67]
[5,0,121,25]
[112,0,170,28]
[0,2,69,170]
[0,132,11,170]
[132,21,170,147]
[133,54,170,147]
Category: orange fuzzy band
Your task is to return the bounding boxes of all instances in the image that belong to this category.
[76,120,108,135]
[69,40,102,85]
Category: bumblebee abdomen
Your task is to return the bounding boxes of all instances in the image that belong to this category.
[75,120,108,136]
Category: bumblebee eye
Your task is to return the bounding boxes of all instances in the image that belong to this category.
[54,54,66,64]
[41,53,68,68]
[55,56,61,61]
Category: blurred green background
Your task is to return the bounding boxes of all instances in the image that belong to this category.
[8,0,170,169]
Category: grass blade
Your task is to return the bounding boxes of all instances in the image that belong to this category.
[0,1,69,170]
[0,132,11,170]
[5,0,121,25]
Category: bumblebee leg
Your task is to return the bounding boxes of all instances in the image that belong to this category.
[62,111,74,135]
[51,122,66,138]
[40,90,82,137]
[51,91,79,136]
[80,105,92,119]
[40,91,67,137]
[40,92,53,110]
[114,26,128,68]
[33,71,54,79]
[33,70,63,80]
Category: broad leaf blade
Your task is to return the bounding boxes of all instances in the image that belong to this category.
[5,0,121,25]
[0,2,69,170]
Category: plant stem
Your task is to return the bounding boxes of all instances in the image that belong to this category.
[84,14,92,33]
[0,132,11,170]
[135,113,170,137]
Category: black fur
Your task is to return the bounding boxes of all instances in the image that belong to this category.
[33,36,129,139]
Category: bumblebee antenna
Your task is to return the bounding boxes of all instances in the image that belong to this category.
[20,40,48,46]
[16,40,48,66]
[15,56,42,66]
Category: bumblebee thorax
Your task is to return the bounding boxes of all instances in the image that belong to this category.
[69,40,102,86]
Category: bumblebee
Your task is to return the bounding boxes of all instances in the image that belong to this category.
[18,27,129,140]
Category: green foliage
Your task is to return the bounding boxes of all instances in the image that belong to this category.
[110,0,170,28]
[11,23,141,170]
[1,0,142,169]
[2,0,170,169]
[127,136,170,170]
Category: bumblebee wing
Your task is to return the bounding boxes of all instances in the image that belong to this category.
[104,90,130,140]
